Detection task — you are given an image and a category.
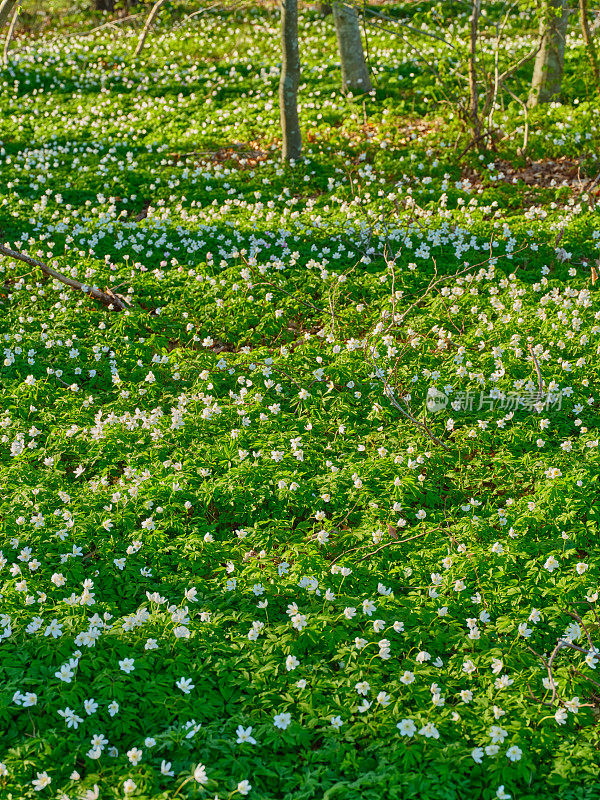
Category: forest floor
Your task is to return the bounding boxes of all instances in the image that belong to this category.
[1,3,600,799]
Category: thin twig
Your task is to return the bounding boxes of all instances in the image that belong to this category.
[558,639,595,655]
[526,640,564,705]
[378,376,451,451]
[497,41,541,84]
[527,343,543,402]
[362,244,527,453]
[57,13,141,39]
[565,610,596,651]
[571,668,600,690]
[362,6,456,48]
[574,598,600,627]
[357,528,430,562]
[185,1,230,20]
[526,681,555,708]
[504,87,529,154]
[329,526,434,567]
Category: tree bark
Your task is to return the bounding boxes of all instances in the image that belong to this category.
[1,0,19,67]
[332,2,372,93]
[580,0,600,92]
[0,0,17,29]
[134,0,167,58]
[467,0,481,139]
[528,0,571,106]
[92,0,115,10]
[279,0,302,161]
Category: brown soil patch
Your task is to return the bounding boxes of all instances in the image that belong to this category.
[166,142,270,170]
[466,157,592,190]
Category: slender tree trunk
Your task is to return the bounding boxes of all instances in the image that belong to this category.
[315,2,332,17]
[580,0,600,91]
[529,0,571,106]
[2,0,19,67]
[134,0,167,59]
[0,0,17,29]
[332,2,371,93]
[467,0,481,139]
[279,0,301,161]
[92,0,114,10]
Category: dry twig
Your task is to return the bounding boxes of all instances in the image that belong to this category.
[527,343,544,402]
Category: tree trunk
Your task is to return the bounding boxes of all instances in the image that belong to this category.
[467,0,481,139]
[2,0,19,67]
[0,0,18,29]
[332,3,371,93]
[134,0,167,59]
[92,0,115,9]
[580,0,600,92]
[315,2,332,17]
[279,0,302,161]
[529,0,571,106]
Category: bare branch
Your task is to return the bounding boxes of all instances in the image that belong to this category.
[527,343,544,402]
[362,6,456,49]
[571,667,600,690]
[358,528,430,562]
[565,610,596,651]
[503,86,529,154]
[0,243,127,312]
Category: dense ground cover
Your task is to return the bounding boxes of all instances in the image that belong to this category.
[1,2,600,799]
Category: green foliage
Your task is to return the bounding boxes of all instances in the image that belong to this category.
[0,3,600,800]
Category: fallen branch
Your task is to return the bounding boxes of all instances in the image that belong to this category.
[329,526,433,567]
[357,528,430,562]
[0,243,127,311]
